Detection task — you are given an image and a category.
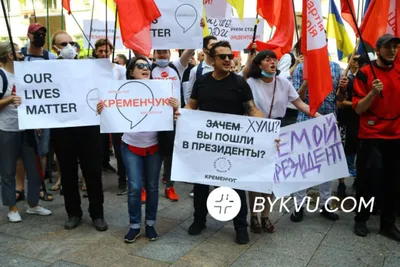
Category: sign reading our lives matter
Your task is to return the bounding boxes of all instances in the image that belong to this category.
[151,0,203,49]
[15,59,112,130]
[99,80,174,133]
[272,114,349,198]
[172,109,281,193]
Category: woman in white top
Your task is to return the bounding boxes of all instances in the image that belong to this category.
[0,42,51,222]
[243,50,319,234]
[97,57,178,243]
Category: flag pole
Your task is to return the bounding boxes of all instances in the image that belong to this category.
[344,0,381,97]
[111,7,118,62]
[61,4,64,30]
[105,0,108,54]
[0,0,17,60]
[87,0,96,56]
[70,13,95,49]
[292,0,300,42]
[32,0,37,23]
[342,38,361,77]
[251,14,259,53]
[46,0,50,51]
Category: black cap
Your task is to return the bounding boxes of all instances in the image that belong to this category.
[375,34,400,48]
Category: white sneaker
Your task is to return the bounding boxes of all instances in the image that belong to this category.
[8,211,22,222]
[26,206,52,216]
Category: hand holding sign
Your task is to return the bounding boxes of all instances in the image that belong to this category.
[175,4,198,33]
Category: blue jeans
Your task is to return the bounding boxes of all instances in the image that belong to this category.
[121,143,161,229]
[346,154,356,177]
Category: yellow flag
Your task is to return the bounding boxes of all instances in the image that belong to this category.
[19,0,26,5]
[100,0,119,27]
[202,5,210,37]
[226,0,244,20]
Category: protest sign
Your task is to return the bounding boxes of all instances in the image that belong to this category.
[99,80,174,133]
[171,109,281,193]
[83,20,123,49]
[203,0,231,18]
[272,114,349,198]
[206,18,265,51]
[15,59,112,129]
[151,0,203,49]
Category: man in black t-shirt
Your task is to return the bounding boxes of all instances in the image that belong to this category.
[184,41,265,245]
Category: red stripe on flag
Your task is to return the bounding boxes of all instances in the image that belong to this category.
[62,0,71,14]
[340,0,358,35]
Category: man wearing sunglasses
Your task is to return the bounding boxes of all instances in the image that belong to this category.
[184,41,265,245]
[51,30,78,59]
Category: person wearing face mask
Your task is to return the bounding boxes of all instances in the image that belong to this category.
[0,42,52,223]
[352,34,400,241]
[241,49,320,234]
[96,57,179,243]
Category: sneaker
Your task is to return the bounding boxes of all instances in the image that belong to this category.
[320,205,339,221]
[188,221,206,235]
[124,228,140,243]
[290,207,304,222]
[165,186,179,202]
[8,211,22,223]
[93,218,108,231]
[26,206,52,216]
[145,225,158,241]
[161,176,167,184]
[102,164,116,173]
[354,221,369,237]
[64,216,82,230]
[261,217,274,233]
[141,187,146,204]
[188,189,194,198]
[236,228,250,244]
[117,186,127,196]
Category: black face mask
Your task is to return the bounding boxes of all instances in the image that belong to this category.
[32,32,46,48]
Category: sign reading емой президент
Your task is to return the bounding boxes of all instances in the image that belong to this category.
[171,109,281,194]
[272,114,349,198]
[15,59,112,130]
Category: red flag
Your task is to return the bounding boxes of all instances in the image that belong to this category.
[250,0,294,59]
[115,0,161,56]
[62,0,71,15]
[257,0,281,28]
[302,0,333,116]
[340,0,358,34]
[359,0,392,48]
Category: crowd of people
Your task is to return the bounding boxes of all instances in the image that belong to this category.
[0,20,399,245]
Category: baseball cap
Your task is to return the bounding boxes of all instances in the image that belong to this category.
[375,34,400,48]
[28,23,47,34]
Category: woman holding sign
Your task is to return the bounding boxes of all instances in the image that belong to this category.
[0,42,52,222]
[241,49,320,234]
[97,57,179,243]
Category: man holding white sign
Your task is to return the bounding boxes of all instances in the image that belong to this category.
[175,41,278,245]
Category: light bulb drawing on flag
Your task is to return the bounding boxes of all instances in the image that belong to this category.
[175,4,198,33]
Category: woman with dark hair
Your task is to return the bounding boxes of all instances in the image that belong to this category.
[242,49,320,234]
[98,57,179,243]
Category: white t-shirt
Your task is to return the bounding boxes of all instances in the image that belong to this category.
[151,59,186,102]
[122,132,158,148]
[0,69,19,131]
[185,61,213,103]
[113,64,126,80]
[278,53,297,110]
[247,76,299,119]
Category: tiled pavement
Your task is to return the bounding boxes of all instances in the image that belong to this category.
[0,158,399,267]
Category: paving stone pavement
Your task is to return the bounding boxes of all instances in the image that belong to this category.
[0,158,399,267]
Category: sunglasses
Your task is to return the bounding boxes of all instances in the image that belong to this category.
[134,62,151,70]
[215,54,234,60]
[58,42,77,47]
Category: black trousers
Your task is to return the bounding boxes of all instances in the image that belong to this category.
[102,133,126,186]
[101,133,111,166]
[354,139,400,228]
[282,108,298,127]
[193,184,248,230]
[52,126,104,219]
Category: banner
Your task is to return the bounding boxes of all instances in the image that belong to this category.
[207,18,265,50]
[99,80,174,133]
[172,109,281,193]
[83,20,124,49]
[15,59,112,129]
[203,0,231,18]
[272,114,349,198]
[151,0,203,49]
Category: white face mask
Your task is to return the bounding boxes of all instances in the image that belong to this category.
[59,44,77,59]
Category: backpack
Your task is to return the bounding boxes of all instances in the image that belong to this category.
[196,61,204,80]
[21,47,50,60]
[0,68,8,99]
[288,52,296,68]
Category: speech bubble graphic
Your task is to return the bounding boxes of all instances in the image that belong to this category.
[86,88,99,115]
[175,4,198,33]
[116,81,155,129]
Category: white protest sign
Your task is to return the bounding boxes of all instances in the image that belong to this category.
[207,18,264,51]
[272,114,349,198]
[151,0,203,49]
[203,0,231,18]
[99,80,174,133]
[172,109,281,193]
[15,59,112,129]
[83,20,123,49]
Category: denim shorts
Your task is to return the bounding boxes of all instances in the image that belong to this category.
[36,129,50,155]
